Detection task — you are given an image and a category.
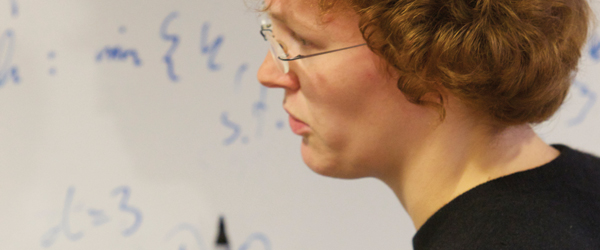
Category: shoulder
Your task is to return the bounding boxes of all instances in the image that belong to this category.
[413,145,600,250]
[550,144,600,195]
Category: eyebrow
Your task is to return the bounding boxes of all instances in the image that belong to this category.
[269,11,290,26]
[269,10,318,33]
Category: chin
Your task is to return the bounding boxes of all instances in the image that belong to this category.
[300,141,368,179]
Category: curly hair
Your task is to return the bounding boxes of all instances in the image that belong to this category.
[321,0,592,126]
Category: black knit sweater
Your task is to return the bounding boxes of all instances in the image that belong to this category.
[413,145,600,250]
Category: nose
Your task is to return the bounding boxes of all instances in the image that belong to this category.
[257,51,300,91]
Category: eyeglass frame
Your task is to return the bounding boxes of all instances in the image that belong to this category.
[260,17,367,73]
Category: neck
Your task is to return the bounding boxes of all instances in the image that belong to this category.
[380,122,559,230]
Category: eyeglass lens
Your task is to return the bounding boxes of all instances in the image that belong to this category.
[264,30,289,73]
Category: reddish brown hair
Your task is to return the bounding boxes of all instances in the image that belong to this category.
[324,0,592,125]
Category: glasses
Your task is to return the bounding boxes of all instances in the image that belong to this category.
[260,15,367,74]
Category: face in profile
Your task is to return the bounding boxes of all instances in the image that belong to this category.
[257,0,436,179]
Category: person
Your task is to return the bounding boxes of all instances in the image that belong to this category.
[256,0,600,249]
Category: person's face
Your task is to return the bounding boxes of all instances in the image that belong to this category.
[258,0,434,179]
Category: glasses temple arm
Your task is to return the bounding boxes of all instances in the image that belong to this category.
[279,43,367,61]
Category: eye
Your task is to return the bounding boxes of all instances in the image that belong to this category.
[291,32,310,46]
[275,38,290,57]
[298,37,309,46]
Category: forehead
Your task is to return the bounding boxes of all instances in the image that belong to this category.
[266,0,320,16]
[266,0,321,28]
[265,0,356,31]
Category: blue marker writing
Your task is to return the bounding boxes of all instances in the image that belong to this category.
[165,223,208,250]
[10,67,19,82]
[567,81,597,126]
[40,186,84,248]
[10,0,18,17]
[234,63,249,89]
[252,86,268,136]
[238,232,272,250]
[87,209,110,227]
[221,112,241,145]
[200,22,224,71]
[112,186,143,237]
[96,45,142,66]
[589,36,600,61]
[0,29,20,86]
[160,12,181,82]
[48,51,57,75]
[276,120,285,130]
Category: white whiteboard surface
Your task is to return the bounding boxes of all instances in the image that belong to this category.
[0,1,598,250]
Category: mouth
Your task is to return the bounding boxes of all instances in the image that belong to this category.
[285,110,310,135]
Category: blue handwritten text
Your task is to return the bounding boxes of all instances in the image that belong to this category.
[96,45,142,66]
[160,11,181,82]
[568,81,597,127]
[200,22,224,71]
[40,186,143,248]
[221,112,242,145]
[0,29,20,86]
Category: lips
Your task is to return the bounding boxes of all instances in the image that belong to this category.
[288,114,310,135]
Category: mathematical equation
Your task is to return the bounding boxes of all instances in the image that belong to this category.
[40,186,143,248]
[2,1,287,150]
[222,85,286,146]
[93,11,285,145]
[95,11,226,81]
[40,186,272,250]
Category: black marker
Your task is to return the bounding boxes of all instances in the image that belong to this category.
[215,216,230,250]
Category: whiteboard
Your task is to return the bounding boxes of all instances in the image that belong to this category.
[0,1,598,250]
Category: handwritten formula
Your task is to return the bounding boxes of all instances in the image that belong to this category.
[2,1,285,147]
[40,187,272,250]
[40,186,143,248]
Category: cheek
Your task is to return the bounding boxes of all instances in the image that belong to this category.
[303,72,369,144]
[306,52,379,95]
[305,53,393,122]
[300,54,401,162]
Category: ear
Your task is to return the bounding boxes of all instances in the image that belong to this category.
[417,85,451,122]
[420,90,445,106]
